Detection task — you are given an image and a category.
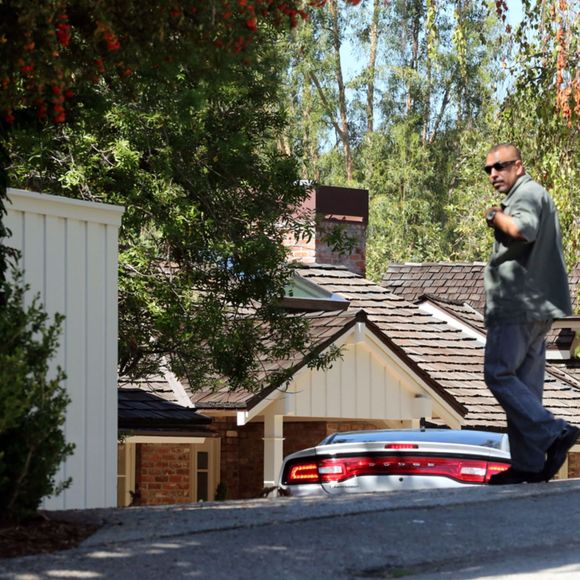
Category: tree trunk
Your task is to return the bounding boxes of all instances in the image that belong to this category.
[366,0,381,134]
[405,1,421,115]
[328,0,353,182]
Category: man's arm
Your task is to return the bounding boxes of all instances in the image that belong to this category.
[485,206,526,240]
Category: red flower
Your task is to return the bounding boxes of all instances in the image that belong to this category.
[246,16,257,31]
[37,105,48,120]
[103,31,121,51]
[56,23,71,47]
[4,111,15,124]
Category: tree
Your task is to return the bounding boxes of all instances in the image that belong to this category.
[3,1,366,391]
[448,0,579,270]
[279,1,507,281]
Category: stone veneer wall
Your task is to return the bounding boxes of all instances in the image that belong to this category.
[134,444,192,505]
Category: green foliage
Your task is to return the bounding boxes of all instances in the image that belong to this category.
[364,124,448,280]
[5,27,319,392]
[0,268,73,521]
[280,0,506,281]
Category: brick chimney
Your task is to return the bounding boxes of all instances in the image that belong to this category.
[285,185,369,277]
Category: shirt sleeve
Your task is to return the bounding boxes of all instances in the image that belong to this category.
[506,190,542,242]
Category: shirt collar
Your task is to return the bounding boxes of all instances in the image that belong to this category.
[505,174,530,200]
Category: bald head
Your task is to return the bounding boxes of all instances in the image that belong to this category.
[487,143,522,162]
[485,144,525,193]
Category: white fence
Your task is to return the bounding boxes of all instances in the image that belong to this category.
[4,188,124,510]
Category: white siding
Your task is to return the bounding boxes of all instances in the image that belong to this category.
[4,188,123,510]
[285,330,451,423]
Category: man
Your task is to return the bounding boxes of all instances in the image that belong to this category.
[482,143,578,485]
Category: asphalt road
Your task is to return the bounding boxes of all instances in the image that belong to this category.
[2,479,580,579]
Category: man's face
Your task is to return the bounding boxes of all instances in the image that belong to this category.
[485,147,524,193]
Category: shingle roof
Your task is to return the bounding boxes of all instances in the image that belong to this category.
[139,263,580,432]
[118,388,212,432]
[382,262,487,312]
[189,309,363,409]
[296,264,580,429]
[383,261,579,353]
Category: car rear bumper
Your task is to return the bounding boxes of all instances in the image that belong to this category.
[279,475,480,497]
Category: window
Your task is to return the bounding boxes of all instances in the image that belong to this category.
[191,439,220,502]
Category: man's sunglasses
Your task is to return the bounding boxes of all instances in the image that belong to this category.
[484,159,518,174]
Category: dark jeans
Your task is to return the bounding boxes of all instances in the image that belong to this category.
[484,320,566,472]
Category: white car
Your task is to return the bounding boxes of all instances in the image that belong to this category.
[278,429,511,496]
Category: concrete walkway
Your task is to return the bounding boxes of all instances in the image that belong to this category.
[2,479,580,579]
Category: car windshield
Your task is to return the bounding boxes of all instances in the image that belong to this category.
[322,430,505,450]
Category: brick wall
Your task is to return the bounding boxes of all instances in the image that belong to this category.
[568,452,580,478]
[134,444,192,505]
[284,230,316,265]
[315,220,367,277]
[285,220,367,277]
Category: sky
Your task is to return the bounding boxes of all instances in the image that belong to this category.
[341,0,525,84]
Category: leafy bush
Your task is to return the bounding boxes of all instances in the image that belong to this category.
[0,268,74,521]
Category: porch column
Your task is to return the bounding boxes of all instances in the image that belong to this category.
[263,412,284,489]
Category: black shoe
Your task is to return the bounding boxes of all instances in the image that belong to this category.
[543,426,580,482]
[488,467,544,485]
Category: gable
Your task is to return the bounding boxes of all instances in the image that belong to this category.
[286,341,461,427]
[250,321,464,429]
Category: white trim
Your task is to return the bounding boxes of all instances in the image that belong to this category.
[117,443,136,507]
[546,350,571,361]
[6,188,124,226]
[418,302,486,344]
[124,436,207,444]
[552,317,580,330]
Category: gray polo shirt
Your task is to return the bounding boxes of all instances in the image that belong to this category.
[484,174,572,326]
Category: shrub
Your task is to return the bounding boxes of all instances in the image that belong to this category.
[0,268,74,521]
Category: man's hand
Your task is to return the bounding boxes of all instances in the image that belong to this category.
[484,206,502,228]
[484,206,525,240]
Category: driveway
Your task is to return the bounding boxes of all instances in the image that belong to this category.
[2,479,580,579]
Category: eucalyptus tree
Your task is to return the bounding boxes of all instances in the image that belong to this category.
[448,0,579,271]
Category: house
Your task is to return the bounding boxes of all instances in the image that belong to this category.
[117,382,215,506]
[121,186,580,504]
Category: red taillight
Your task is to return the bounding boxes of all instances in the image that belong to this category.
[385,444,419,450]
[285,456,511,485]
[288,462,319,483]
[485,461,510,482]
